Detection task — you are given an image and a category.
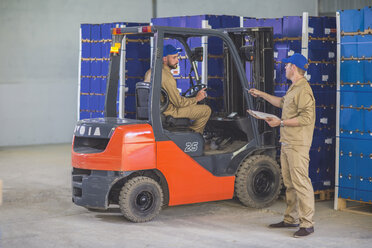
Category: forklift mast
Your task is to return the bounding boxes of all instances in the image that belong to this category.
[222,27,276,147]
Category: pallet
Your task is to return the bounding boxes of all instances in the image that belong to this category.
[337,198,372,216]
[314,189,334,201]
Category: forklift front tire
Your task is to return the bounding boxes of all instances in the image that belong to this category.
[119,176,164,223]
[235,155,282,208]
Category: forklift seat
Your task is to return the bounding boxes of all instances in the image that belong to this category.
[135,82,192,128]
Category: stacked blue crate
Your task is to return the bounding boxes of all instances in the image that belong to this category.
[152,15,240,112]
[244,15,337,192]
[338,7,372,203]
[79,22,149,120]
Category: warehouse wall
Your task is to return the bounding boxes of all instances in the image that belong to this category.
[156,0,317,18]
[0,0,316,146]
[0,0,152,147]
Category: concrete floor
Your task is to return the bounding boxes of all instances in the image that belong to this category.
[0,144,371,248]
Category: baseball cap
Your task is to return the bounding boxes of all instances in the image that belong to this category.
[282,53,309,71]
[163,44,179,57]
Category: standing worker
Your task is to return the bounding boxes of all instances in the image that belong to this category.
[160,44,211,134]
[249,53,316,238]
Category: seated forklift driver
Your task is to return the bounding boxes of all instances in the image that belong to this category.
[160,44,211,134]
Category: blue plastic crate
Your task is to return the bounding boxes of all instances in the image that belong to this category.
[339,9,364,32]
[339,137,372,192]
[326,40,337,61]
[314,90,336,106]
[208,58,224,77]
[126,60,146,77]
[341,36,358,58]
[323,63,336,83]
[125,95,136,113]
[101,23,112,40]
[365,109,372,132]
[338,187,357,200]
[80,24,91,59]
[80,78,90,93]
[308,40,329,61]
[316,107,336,127]
[268,18,284,38]
[340,107,364,132]
[97,95,105,112]
[125,113,136,119]
[91,60,102,77]
[243,18,259,27]
[287,40,301,55]
[101,42,111,59]
[364,60,372,83]
[307,63,322,83]
[249,18,283,38]
[81,60,91,76]
[207,98,224,112]
[341,91,372,107]
[101,60,109,77]
[91,112,103,118]
[358,35,372,58]
[309,148,322,182]
[356,189,372,202]
[207,79,224,97]
[91,25,101,58]
[79,111,91,120]
[125,78,138,95]
[89,95,99,111]
[100,78,107,94]
[208,36,224,55]
[283,16,302,37]
[175,79,190,94]
[81,24,91,40]
[357,159,372,192]
[339,142,358,190]
[80,94,89,110]
[81,42,91,59]
[340,60,364,84]
[274,41,289,61]
[308,16,324,37]
[90,77,101,94]
[323,16,336,37]
[314,126,335,137]
[364,6,372,31]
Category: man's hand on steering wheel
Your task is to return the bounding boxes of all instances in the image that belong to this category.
[195,88,207,102]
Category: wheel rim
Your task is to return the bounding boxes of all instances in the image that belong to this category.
[252,167,274,198]
[135,191,154,212]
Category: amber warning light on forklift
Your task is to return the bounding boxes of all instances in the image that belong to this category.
[110,43,121,54]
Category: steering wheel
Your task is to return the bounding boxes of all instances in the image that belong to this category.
[160,88,169,113]
[182,83,209,97]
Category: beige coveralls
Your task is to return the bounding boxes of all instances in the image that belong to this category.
[279,77,316,228]
[161,65,211,134]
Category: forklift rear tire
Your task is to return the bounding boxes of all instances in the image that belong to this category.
[119,176,163,223]
[235,155,282,208]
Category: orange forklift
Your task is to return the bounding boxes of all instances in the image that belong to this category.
[71,25,281,222]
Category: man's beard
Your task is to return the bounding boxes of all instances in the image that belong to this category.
[168,62,178,70]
